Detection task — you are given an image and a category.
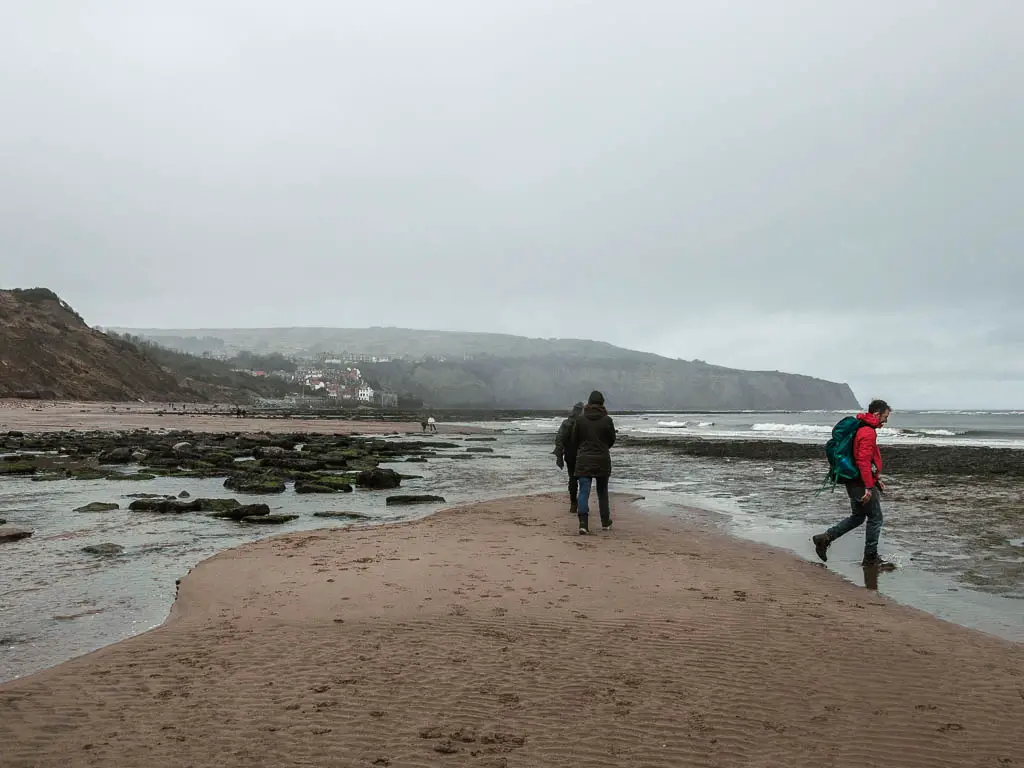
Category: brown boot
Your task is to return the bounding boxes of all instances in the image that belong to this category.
[812,533,831,562]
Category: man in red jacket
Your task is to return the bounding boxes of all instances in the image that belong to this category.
[813,400,895,570]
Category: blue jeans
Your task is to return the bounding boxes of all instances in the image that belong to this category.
[577,476,610,524]
[827,484,884,558]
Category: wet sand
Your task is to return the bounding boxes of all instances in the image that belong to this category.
[1,494,1021,767]
[0,400,478,435]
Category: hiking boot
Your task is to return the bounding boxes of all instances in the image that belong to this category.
[578,515,589,535]
[601,520,613,531]
[569,503,578,515]
[812,533,831,562]
[861,554,896,571]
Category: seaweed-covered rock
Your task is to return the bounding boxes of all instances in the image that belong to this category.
[466,446,494,453]
[82,543,124,556]
[0,461,37,475]
[295,474,354,494]
[75,502,119,513]
[355,468,402,490]
[68,468,110,480]
[210,503,271,520]
[386,495,446,506]
[98,447,133,464]
[223,474,286,494]
[242,514,298,524]
[194,498,240,513]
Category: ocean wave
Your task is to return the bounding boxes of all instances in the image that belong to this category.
[657,420,715,428]
[912,428,967,437]
[751,422,911,438]
[750,423,832,435]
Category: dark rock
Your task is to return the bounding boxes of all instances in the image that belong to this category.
[82,543,124,556]
[386,495,446,506]
[405,457,428,463]
[466,446,494,453]
[98,447,133,464]
[128,498,202,513]
[223,475,287,494]
[295,474,354,494]
[0,517,5,525]
[0,461,37,475]
[194,498,240,512]
[0,526,33,543]
[75,502,119,513]
[68,467,110,480]
[178,490,190,498]
[466,437,497,442]
[211,503,271,520]
[6,431,24,438]
[356,468,402,490]
[294,483,335,494]
[107,472,157,482]
[172,441,194,456]
[313,511,372,519]
[243,514,298,524]
[125,493,171,499]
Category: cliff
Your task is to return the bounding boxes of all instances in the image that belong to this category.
[0,289,190,401]
[117,326,860,411]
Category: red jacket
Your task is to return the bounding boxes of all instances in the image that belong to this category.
[853,412,883,488]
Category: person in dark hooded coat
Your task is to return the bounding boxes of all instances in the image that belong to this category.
[553,401,584,514]
[569,390,616,534]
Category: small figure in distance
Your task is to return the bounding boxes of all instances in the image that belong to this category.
[553,401,584,515]
[813,400,896,571]
[427,415,437,433]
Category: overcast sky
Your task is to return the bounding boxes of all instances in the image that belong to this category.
[2,2,1022,408]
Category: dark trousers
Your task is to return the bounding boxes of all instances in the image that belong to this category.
[565,457,578,508]
[577,476,610,524]
[827,483,884,559]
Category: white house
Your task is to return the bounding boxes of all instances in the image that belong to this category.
[357,385,375,402]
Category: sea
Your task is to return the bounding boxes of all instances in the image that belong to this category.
[2,409,1022,682]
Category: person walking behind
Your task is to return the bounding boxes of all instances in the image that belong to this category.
[812,400,896,570]
[553,402,584,514]
[570,390,616,534]
[427,415,437,433]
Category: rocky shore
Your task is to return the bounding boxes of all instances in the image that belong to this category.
[0,429,470,540]
[623,435,1024,477]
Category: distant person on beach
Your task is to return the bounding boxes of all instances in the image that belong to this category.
[420,417,428,432]
[813,400,896,570]
[569,390,616,534]
[427,415,437,433]
[553,401,584,514]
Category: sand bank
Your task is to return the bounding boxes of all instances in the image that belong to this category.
[1,495,1021,767]
[0,400,479,435]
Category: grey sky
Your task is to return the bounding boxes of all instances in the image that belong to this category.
[2,2,1022,408]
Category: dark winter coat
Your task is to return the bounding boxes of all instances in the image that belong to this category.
[570,404,616,478]
[553,417,577,461]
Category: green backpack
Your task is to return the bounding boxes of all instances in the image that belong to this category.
[819,416,865,493]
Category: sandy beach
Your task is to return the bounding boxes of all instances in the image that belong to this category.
[0,400,477,435]
[1,494,1021,768]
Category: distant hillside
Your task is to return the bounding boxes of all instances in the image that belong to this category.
[115,326,860,411]
[0,290,299,403]
[0,289,189,401]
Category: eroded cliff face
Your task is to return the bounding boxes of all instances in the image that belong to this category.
[0,289,188,401]
[361,357,858,411]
